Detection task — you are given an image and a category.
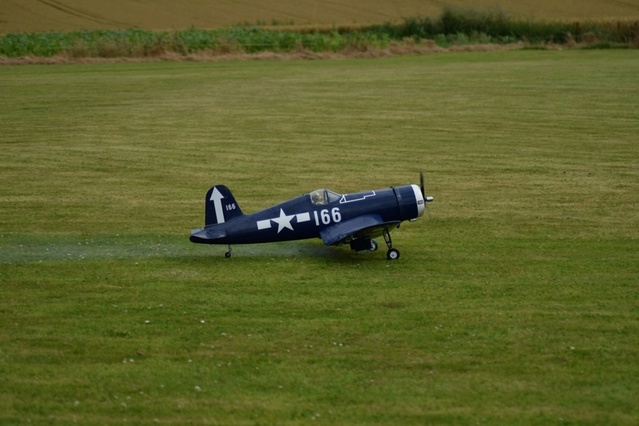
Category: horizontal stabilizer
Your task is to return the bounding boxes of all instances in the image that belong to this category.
[190,227,227,244]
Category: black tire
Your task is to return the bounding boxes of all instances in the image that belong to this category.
[386,248,400,260]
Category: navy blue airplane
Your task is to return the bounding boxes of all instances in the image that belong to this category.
[190,174,433,259]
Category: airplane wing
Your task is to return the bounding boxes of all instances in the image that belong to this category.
[320,214,400,246]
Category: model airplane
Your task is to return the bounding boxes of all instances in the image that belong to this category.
[190,174,433,259]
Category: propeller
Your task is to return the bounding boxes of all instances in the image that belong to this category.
[420,172,434,204]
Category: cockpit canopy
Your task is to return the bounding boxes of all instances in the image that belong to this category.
[310,189,341,205]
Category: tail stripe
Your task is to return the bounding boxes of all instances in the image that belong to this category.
[209,187,226,224]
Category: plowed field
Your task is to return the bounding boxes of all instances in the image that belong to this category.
[3,0,639,34]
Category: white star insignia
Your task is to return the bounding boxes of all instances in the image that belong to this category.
[271,208,295,233]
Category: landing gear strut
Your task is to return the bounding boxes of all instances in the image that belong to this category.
[225,245,232,258]
[383,228,400,260]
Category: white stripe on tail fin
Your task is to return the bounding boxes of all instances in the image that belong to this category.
[204,185,243,226]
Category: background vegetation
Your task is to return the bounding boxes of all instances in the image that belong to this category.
[1,50,638,424]
[1,8,638,60]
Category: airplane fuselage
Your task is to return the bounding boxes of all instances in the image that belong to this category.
[190,184,425,246]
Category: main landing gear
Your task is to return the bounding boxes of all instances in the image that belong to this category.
[382,228,400,260]
[353,228,400,260]
[225,245,232,258]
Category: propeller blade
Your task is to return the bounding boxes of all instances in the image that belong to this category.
[420,172,433,204]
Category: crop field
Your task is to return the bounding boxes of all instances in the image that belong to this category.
[3,0,639,34]
[1,50,638,424]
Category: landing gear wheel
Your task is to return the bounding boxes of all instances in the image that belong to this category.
[386,248,400,260]
[225,245,232,258]
[382,228,399,260]
[370,240,379,251]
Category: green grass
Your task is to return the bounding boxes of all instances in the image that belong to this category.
[1,50,638,424]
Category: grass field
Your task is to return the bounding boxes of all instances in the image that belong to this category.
[1,50,638,424]
[3,0,639,34]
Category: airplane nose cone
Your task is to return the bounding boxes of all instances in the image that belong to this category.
[411,184,426,217]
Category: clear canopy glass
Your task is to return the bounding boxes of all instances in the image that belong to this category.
[309,189,341,205]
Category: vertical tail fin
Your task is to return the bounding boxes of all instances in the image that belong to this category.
[204,185,243,226]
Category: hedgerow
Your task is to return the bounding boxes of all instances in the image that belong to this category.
[1,8,637,58]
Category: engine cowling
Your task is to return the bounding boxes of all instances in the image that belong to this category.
[393,184,425,221]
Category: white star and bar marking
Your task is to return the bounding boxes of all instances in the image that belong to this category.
[257,210,311,233]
